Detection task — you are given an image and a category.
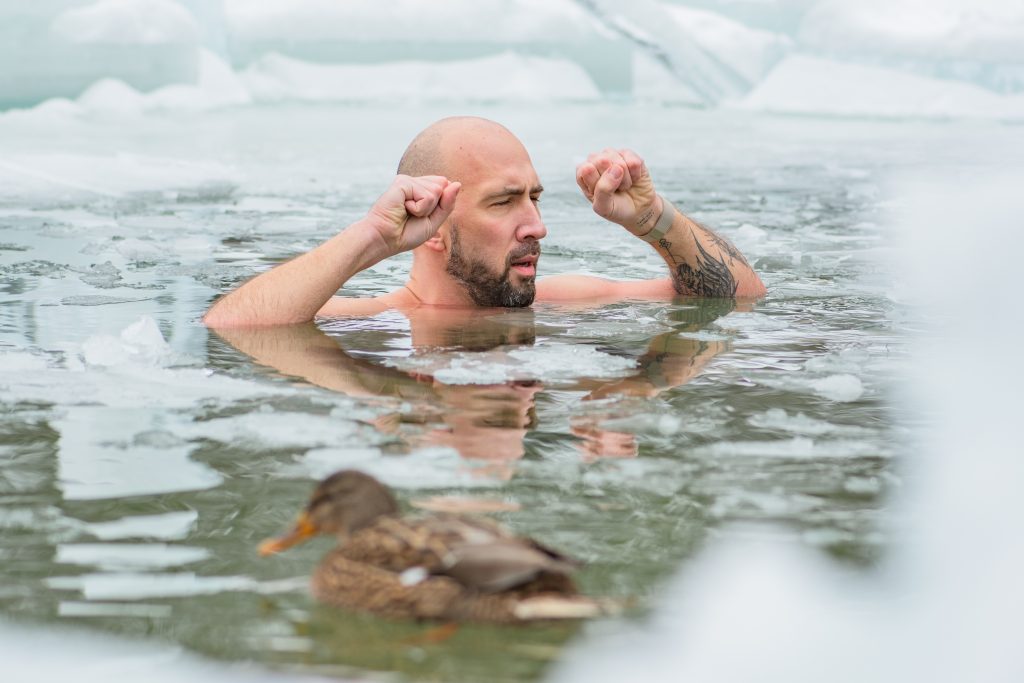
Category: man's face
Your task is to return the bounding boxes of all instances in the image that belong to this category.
[446,222,538,307]
[442,131,547,308]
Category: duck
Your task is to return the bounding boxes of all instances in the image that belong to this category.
[259,469,607,623]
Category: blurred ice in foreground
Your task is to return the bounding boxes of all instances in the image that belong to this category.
[550,173,1024,683]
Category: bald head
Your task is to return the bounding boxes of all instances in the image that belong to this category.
[397,116,524,182]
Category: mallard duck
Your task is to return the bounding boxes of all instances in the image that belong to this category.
[259,470,606,622]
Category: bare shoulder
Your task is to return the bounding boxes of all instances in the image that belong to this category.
[315,289,412,318]
[536,274,675,303]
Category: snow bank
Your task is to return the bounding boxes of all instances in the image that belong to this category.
[739,55,1024,120]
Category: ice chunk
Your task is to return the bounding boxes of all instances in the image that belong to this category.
[663,5,793,84]
[807,373,864,402]
[739,55,1024,120]
[56,543,210,570]
[240,52,601,103]
[50,0,200,45]
[81,316,179,368]
[800,0,1024,65]
[84,511,199,541]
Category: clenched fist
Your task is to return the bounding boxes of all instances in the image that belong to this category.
[366,175,461,255]
[576,148,662,237]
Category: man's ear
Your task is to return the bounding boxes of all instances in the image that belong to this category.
[422,221,449,253]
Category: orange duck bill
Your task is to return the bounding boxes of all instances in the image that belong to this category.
[258,512,319,556]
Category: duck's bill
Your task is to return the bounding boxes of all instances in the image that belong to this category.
[258,512,318,556]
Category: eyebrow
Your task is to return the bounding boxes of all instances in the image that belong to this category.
[482,184,544,201]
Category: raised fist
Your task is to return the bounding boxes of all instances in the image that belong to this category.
[366,175,461,255]
[576,149,662,236]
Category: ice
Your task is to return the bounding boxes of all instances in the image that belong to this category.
[663,4,794,84]
[0,617,321,683]
[56,407,223,500]
[176,410,366,450]
[800,0,1024,90]
[47,572,257,601]
[0,151,239,203]
[692,436,881,459]
[302,445,504,488]
[748,408,870,436]
[2,0,1020,117]
[224,0,604,45]
[50,0,200,45]
[807,373,865,402]
[56,543,210,570]
[552,171,1024,683]
[385,343,637,385]
[84,511,199,541]
[81,316,181,368]
[739,55,1024,120]
[240,52,601,103]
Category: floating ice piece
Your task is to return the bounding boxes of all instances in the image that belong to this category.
[177,410,364,450]
[692,436,881,459]
[807,373,864,402]
[56,543,210,571]
[739,55,1024,121]
[47,572,256,601]
[84,511,199,541]
[81,316,178,368]
[748,408,870,436]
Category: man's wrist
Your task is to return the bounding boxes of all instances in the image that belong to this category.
[635,195,675,244]
[345,219,394,268]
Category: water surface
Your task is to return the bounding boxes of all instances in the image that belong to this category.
[2,103,1015,681]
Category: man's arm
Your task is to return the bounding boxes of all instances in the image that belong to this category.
[542,148,765,301]
[203,175,460,328]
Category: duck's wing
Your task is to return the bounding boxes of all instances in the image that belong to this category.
[342,514,579,594]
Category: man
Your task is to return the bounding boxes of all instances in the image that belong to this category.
[203,116,764,328]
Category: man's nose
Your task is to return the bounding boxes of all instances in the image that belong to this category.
[516,202,547,241]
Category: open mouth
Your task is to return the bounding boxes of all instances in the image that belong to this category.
[509,255,537,277]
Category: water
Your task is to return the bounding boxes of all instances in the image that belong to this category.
[1,103,1018,681]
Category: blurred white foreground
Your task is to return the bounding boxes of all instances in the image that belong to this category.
[550,173,1024,683]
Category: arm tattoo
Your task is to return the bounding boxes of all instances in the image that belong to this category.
[695,220,749,268]
[670,229,738,298]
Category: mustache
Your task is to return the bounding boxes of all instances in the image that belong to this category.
[507,241,541,264]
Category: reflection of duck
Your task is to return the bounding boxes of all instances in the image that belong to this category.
[260,470,606,622]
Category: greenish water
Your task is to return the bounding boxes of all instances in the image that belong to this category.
[2,103,1009,681]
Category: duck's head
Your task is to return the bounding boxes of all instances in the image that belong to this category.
[259,470,399,556]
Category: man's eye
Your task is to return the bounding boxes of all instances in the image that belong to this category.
[493,199,511,206]
[531,196,541,203]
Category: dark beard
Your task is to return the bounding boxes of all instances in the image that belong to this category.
[446,223,539,308]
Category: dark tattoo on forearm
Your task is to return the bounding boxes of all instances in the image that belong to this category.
[696,221,750,268]
[669,229,738,297]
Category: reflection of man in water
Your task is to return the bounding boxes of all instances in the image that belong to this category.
[203,116,764,327]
